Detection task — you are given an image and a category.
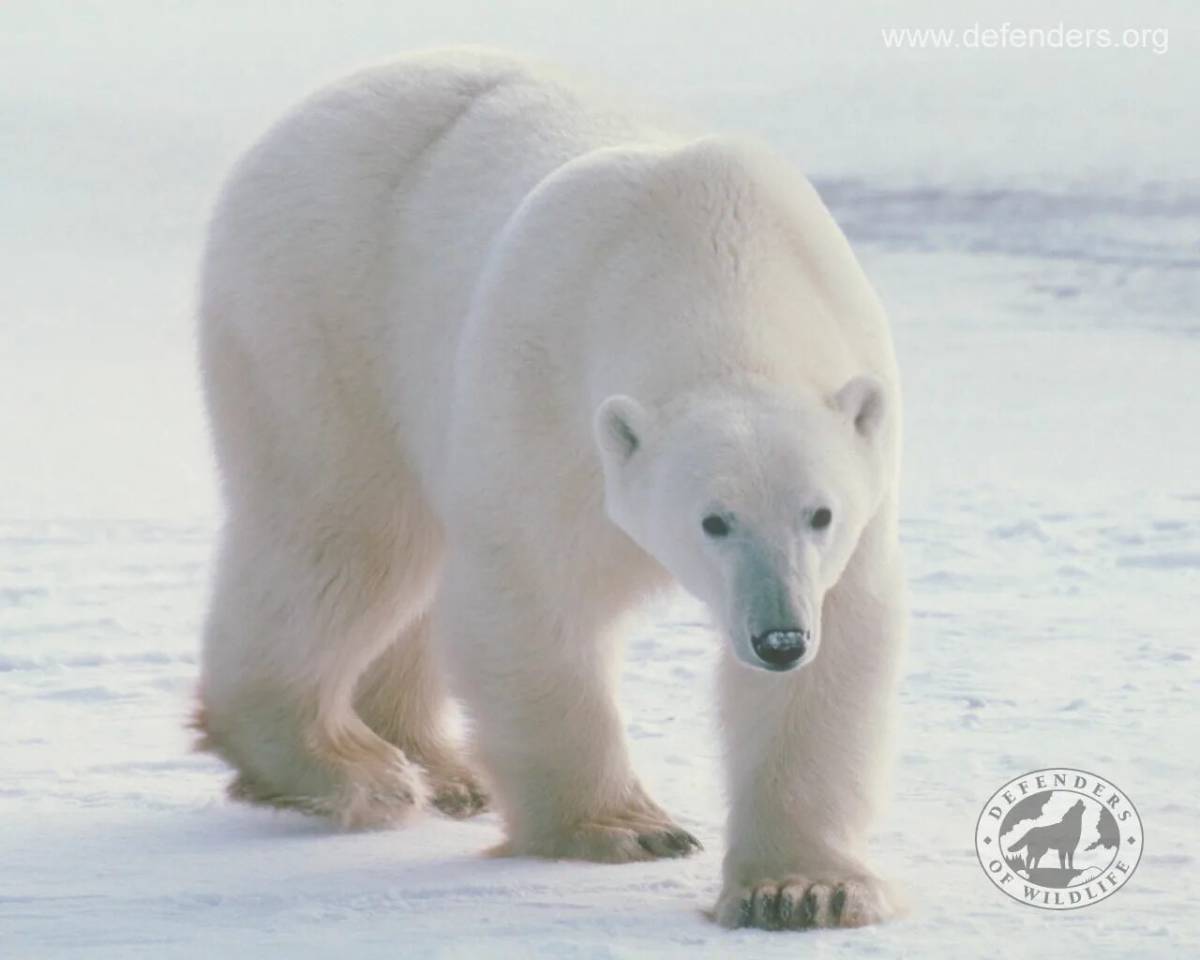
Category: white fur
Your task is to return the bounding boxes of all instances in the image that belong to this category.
[197,47,906,930]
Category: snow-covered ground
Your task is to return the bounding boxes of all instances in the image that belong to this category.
[2,3,1198,957]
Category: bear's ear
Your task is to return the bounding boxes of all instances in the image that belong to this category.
[594,395,648,467]
[833,375,886,441]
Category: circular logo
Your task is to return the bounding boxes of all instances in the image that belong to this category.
[975,767,1143,910]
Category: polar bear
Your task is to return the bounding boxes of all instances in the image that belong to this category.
[196,47,906,931]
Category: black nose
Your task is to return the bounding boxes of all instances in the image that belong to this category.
[750,629,810,669]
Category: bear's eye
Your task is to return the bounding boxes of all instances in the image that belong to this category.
[702,514,731,538]
[810,507,833,531]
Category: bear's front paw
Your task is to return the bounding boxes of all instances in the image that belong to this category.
[715,873,896,931]
[501,816,702,863]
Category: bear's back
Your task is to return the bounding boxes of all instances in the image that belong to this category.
[199,48,679,492]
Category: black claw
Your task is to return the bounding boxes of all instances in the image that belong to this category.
[737,896,754,928]
[754,888,783,931]
[800,888,819,927]
[778,892,797,927]
[832,884,847,923]
[666,829,698,853]
[635,827,702,858]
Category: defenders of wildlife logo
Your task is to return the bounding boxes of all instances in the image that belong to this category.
[975,767,1143,910]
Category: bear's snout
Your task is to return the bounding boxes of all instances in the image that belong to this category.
[750,628,810,670]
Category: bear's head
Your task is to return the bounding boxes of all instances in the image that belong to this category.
[593,377,887,672]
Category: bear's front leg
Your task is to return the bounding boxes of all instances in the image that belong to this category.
[714,541,906,930]
[435,543,701,863]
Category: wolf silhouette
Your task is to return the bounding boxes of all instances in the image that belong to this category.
[1007,799,1086,870]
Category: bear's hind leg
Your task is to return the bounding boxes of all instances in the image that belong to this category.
[356,614,488,818]
[198,518,435,828]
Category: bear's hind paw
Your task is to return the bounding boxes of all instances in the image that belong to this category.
[427,768,489,819]
[319,758,429,830]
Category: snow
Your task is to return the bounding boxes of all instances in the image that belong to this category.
[1,2,1198,957]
